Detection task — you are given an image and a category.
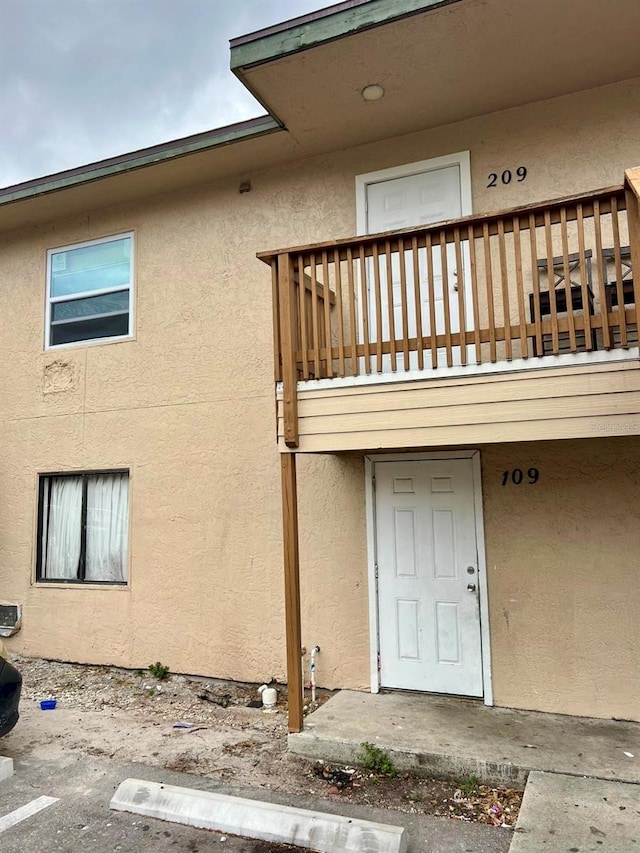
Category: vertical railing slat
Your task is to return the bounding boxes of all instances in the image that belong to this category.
[321,250,333,377]
[346,247,359,376]
[611,194,628,347]
[560,207,577,353]
[529,214,543,356]
[440,232,453,367]
[297,255,309,379]
[593,199,610,349]
[398,237,410,369]
[513,216,528,358]
[412,236,424,370]
[372,243,384,373]
[454,227,467,366]
[543,210,560,354]
[309,252,321,377]
[333,249,345,376]
[384,240,397,372]
[359,246,372,374]
[497,218,512,361]
[467,225,482,364]
[425,232,438,368]
[575,204,593,351]
[482,223,497,362]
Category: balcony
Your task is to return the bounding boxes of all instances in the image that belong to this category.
[260,170,640,452]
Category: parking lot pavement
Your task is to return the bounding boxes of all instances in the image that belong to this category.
[0,754,512,853]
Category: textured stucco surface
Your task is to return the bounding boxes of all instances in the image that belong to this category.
[481,437,640,722]
[0,79,639,717]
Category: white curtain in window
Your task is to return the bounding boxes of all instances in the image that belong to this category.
[85,473,129,582]
[43,477,83,579]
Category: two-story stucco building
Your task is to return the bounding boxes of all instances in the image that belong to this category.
[1,0,638,733]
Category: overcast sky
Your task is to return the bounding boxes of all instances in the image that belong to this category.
[0,0,329,188]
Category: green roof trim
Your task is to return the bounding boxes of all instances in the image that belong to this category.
[0,115,281,206]
[230,0,461,71]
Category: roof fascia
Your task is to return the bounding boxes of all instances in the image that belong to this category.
[230,0,462,72]
[0,115,280,207]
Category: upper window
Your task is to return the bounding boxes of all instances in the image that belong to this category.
[37,471,130,584]
[46,233,133,348]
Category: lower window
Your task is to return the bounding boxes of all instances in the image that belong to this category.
[37,471,129,583]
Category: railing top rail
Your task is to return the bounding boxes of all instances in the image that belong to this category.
[257,183,625,265]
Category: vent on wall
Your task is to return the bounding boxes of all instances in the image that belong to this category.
[0,604,21,637]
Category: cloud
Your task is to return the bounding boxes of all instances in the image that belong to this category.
[0,0,327,187]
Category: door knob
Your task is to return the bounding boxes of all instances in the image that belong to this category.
[467,583,476,592]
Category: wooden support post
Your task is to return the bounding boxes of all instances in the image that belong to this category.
[280,452,303,733]
[624,168,640,326]
[277,253,299,448]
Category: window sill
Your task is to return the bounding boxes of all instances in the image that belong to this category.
[33,581,130,590]
[44,333,134,352]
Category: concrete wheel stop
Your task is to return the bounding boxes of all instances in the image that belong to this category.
[0,756,14,782]
[110,778,407,853]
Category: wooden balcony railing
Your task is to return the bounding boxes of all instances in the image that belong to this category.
[260,170,640,447]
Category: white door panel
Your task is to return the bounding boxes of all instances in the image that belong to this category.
[365,165,473,369]
[375,459,483,696]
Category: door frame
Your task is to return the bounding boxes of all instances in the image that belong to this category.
[355,151,472,236]
[364,450,493,706]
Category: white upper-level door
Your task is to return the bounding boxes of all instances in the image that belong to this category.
[360,155,473,370]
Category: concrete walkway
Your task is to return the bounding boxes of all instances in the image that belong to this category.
[291,691,640,787]
[510,772,640,852]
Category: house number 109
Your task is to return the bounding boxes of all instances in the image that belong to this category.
[487,167,527,188]
[501,468,539,486]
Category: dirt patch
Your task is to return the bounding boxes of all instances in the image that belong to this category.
[6,656,522,828]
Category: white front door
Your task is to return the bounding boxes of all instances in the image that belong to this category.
[360,156,473,369]
[375,458,483,696]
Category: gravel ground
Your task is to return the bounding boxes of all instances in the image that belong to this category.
[4,656,522,830]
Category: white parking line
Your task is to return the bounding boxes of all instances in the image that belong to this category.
[0,796,59,833]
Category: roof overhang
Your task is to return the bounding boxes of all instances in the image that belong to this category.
[0,117,297,234]
[231,0,640,154]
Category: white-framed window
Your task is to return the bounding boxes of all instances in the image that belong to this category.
[45,232,134,348]
[37,471,130,584]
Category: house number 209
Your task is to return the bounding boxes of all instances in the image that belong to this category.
[487,167,527,188]
[501,468,539,486]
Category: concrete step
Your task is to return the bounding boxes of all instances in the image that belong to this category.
[509,771,640,852]
[290,691,640,788]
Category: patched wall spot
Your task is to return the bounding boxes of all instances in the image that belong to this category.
[43,360,77,394]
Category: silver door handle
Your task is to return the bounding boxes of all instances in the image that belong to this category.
[467,583,476,592]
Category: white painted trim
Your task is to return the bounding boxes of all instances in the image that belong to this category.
[471,451,493,706]
[355,151,472,235]
[364,457,380,692]
[282,347,640,394]
[364,450,493,703]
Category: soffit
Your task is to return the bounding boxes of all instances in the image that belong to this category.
[236,0,640,153]
[0,127,300,235]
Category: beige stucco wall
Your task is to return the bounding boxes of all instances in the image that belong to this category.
[482,437,640,722]
[0,78,639,718]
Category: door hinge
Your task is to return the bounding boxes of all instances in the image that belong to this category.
[372,476,376,491]
[374,562,379,579]
[377,652,381,672]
